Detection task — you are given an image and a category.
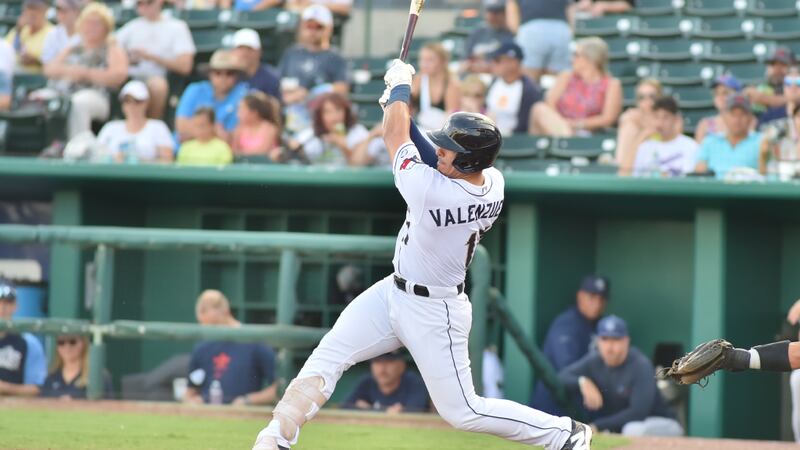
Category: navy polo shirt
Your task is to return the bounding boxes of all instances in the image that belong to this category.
[341,370,429,412]
[188,341,276,404]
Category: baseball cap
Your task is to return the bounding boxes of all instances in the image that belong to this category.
[232,28,261,50]
[0,279,16,302]
[301,4,333,27]
[769,46,795,66]
[207,49,244,71]
[579,275,610,298]
[489,42,523,61]
[372,349,405,362]
[725,93,751,113]
[597,315,628,338]
[483,0,505,12]
[119,80,149,101]
[712,74,742,92]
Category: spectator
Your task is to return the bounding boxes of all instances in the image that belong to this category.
[96,80,174,163]
[5,0,54,73]
[40,334,112,399]
[485,42,541,136]
[615,78,663,175]
[300,92,377,166]
[116,0,196,119]
[233,0,281,12]
[0,278,46,397]
[184,290,278,405]
[530,275,609,416]
[570,0,634,19]
[761,74,800,167]
[41,0,83,66]
[0,40,14,111]
[459,74,488,114]
[505,0,570,82]
[177,108,234,165]
[174,49,249,144]
[341,350,429,413]
[232,91,282,160]
[461,0,514,75]
[560,316,683,436]
[44,2,128,140]
[744,47,795,127]
[285,0,352,16]
[695,74,747,144]
[632,96,698,177]
[176,0,230,9]
[695,94,767,179]
[411,42,460,130]
[231,28,280,99]
[529,37,622,137]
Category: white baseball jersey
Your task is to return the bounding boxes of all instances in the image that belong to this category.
[391,142,505,288]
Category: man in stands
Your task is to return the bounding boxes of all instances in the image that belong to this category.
[745,47,796,127]
[231,28,280,100]
[530,275,609,416]
[0,278,46,397]
[461,0,514,75]
[632,96,698,177]
[559,316,683,437]
[184,290,278,406]
[341,350,429,414]
[116,0,195,119]
[485,42,541,136]
[5,0,53,73]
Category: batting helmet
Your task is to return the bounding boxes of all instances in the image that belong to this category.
[426,112,502,173]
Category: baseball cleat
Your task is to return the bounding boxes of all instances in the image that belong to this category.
[251,428,289,450]
[560,420,592,450]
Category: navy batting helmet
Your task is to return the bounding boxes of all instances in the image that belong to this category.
[426,112,502,173]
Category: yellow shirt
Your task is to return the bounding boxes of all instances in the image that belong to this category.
[5,23,54,73]
[177,138,233,166]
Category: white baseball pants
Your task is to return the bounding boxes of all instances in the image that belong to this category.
[277,275,573,449]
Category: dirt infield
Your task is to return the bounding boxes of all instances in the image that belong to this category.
[3,398,796,450]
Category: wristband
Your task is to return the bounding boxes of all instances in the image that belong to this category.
[386,84,411,107]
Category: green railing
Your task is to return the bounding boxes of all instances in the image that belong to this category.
[0,225,491,400]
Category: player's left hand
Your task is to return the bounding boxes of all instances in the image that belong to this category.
[378,86,391,111]
[384,59,415,91]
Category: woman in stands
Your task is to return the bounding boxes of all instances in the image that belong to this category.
[615,78,665,175]
[529,36,622,137]
[410,42,461,129]
[40,334,112,399]
[232,91,282,162]
[43,2,128,140]
[695,74,748,144]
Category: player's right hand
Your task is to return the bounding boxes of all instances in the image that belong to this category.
[378,86,391,111]
[384,59,415,91]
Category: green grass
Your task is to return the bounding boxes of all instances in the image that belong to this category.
[0,407,629,450]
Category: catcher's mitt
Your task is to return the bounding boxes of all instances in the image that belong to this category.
[657,339,733,386]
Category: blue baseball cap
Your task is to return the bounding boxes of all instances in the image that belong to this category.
[579,275,610,298]
[712,74,742,92]
[489,42,524,61]
[597,315,628,338]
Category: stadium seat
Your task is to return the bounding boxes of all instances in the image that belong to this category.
[191,29,231,56]
[700,39,770,63]
[499,134,550,159]
[609,60,643,84]
[350,56,391,80]
[691,17,752,39]
[682,107,716,134]
[496,158,565,172]
[648,61,716,85]
[606,36,641,60]
[574,16,631,37]
[622,82,637,107]
[351,79,384,103]
[441,35,467,60]
[668,85,714,108]
[549,135,617,159]
[357,103,383,128]
[0,3,21,26]
[631,16,693,38]
[721,62,764,84]
[229,9,298,32]
[177,9,230,30]
[638,37,701,61]
[452,14,483,36]
[745,0,800,17]
[12,73,47,98]
[634,0,678,16]
[753,17,800,41]
[684,0,743,17]
[111,5,137,26]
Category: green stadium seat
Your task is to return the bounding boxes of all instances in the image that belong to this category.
[12,73,47,96]
[668,85,714,108]
[682,107,716,134]
[639,37,701,61]
[111,5,137,26]
[721,62,764,84]
[191,29,231,55]
[549,135,617,159]
[350,79,384,103]
[0,3,21,26]
[700,39,770,63]
[691,17,752,39]
[349,55,391,80]
[648,61,716,85]
[229,9,298,32]
[684,0,742,17]
[452,14,483,36]
[606,36,640,60]
[357,103,382,128]
[753,18,800,41]
[634,0,678,16]
[441,35,467,60]
[622,82,637,107]
[178,9,230,30]
[745,0,800,17]
[574,16,631,37]
[632,16,692,38]
[609,60,643,84]
[499,134,550,159]
[496,158,565,172]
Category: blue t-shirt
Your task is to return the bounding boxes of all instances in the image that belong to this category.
[234,0,261,11]
[530,306,596,415]
[175,80,249,136]
[341,370,429,412]
[40,369,113,399]
[0,332,46,386]
[248,64,281,99]
[188,341,276,404]
[696,131,763,179]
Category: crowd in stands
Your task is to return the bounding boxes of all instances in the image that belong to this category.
[0,0,797,180]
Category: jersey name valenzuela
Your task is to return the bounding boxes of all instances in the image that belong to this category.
[391,142,505,288]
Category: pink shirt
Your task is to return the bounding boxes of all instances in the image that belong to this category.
[556,73,610,120]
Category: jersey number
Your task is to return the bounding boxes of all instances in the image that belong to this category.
[465,227,489,269]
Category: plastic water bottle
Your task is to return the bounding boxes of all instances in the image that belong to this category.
[209,379,223,405]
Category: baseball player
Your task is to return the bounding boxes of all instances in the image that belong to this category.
[251,60,592,450]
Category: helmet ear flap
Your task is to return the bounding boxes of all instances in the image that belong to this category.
[429,112,502,173]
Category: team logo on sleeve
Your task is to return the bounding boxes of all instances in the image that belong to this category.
[400,155,421,170]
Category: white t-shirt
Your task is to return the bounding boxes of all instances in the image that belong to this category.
[41,25,81,65]
[486,78,523,136]
[303,124,369,166]
[391,142,505,287]
[0,40,14,95]
[116,16,196,79]
[97,119,174,162]
[633,134,699,177]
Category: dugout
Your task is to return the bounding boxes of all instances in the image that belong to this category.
[0,157,796,440]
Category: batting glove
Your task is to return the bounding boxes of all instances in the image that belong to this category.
[378,86,391,111]
[384,59,415,91]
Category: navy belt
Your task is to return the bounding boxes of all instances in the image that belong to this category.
[393,274,465,298]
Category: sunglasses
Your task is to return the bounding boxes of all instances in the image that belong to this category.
[636,93,658,101]
[211,69,237,77]
[57,338,79,347]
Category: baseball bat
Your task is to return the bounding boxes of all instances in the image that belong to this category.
[399,0,425,62]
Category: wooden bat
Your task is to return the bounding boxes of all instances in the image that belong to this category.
[399,0,425,62]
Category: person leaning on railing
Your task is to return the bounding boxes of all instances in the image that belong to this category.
[40,334,113,400]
